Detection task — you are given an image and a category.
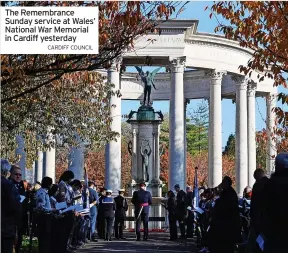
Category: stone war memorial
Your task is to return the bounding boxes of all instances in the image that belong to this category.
[30,20,277,229]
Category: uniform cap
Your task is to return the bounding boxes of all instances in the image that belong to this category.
[139,182,146,187]
[106,189,113,193]
[174,184,180,189]
[118,188,125,192]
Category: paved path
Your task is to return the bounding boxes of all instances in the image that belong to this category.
[77,232,198,253]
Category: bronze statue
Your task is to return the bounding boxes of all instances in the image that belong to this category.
[135,66,162,106]
[140,140,152,182]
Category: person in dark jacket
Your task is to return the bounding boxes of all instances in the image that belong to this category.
[9,165,27,253]
[98,189,116,241]
[246,168,269,253]
[88,181,98,241]
[167,190,177,241]
[261,153,288,253]
[174,184,187,239]
[208,176,241,253]
[131,182,152,241]
[185,186,194,238]
[97,187,107,239]
[114,189,128,240]
[1,159,21,253]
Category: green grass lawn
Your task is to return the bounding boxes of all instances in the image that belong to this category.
[21,236,38,253]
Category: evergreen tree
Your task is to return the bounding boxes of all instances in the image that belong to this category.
[223,134,236,157]
[186,100,209,155]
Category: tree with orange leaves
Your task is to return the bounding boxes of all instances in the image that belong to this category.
[1,1,187,165]
[209,1,288,127]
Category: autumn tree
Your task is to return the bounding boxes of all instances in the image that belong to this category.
[209,1,288,126]
[1,1,187,165]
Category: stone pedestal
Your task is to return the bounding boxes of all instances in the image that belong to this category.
[127,105,164,229]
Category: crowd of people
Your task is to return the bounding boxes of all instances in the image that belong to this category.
[1,159,129,253]
[172,152,287,253]
[2,152,288,253]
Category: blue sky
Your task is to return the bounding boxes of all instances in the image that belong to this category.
[121,1,288,147]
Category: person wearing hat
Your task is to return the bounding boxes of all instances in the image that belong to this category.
[174,184,187,239]
[131,182,152,241]
[260,153,288,253]
[114,188,128,240]
[98,189,115,241]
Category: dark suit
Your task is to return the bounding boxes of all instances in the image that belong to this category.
[1,176,21,253]
[88,188,98,237]
[131,188,152,240]
[186,191,194,238]
[10,180,26,253]
[98,196,115,240]
[175,190,187,238]
[114,195,128,239]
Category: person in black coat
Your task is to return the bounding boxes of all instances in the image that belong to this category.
[174,184,187,239]
[1,159,21,253]
[167,190,178,241]
[9,165,27,253]
[246,169,269,253]
[261,153,288,253]
[114,189,128,239]
[208,176,241,253]
[185,186,194,238]
[98,189,115,241]
[131,182,152,241]
[97,187,107,239]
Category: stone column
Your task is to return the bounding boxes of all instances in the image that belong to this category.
[105,58,122,192]
[169,57,186,191]
[247,81,257,187]
[68,146,84,180]
[206,70,226,188]
[43,148,56,182]
[15,135,26,179]
[184,99,190,187]
[207,98,212,187]
[43,131,56,182]
[266,93,277,174]
[235,76,248,195]
[35,151,43,183]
